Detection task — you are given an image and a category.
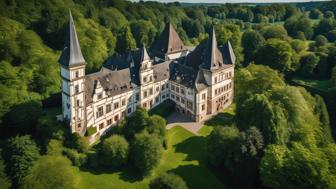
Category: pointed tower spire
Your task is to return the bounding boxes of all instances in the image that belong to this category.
[59,10,86,67]
[227,40,236,64]
[140,44,150,62]
[203,27,223,70]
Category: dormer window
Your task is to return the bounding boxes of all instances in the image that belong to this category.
[75,71,79,78]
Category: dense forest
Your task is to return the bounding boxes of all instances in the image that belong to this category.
[1,0,336,188]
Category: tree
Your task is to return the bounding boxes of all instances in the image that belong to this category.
[299,53,320,77]
[64,133,89,153]
[2,101,42,136]
[260,143,336,189]
[206,127,241,170]
[146,115,166,142]
[130,132,163,176]
[130,20,157,47]
[309,8,323,19]
[3,135,40,186]
[241,30,265,64]
[313,95,333,144]
[324,10,334,18]
[0,156,11,189]
[116,26,137,53]
[101,135,129,168]
[262,25,288,40]
[290,39,306,53]
[327,30,336,42]
[21,156,80,189]
[284,15,314,39]
[123,107,150,139]
[315,35,328,47]
[149,173,188,189]
[332,66,336,86]
[315,18,336,36]
[240,127,264,158]
[255,39,295,73]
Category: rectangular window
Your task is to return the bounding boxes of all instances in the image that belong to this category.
[107,119,112,125]
[187,101,193,110]
[114,102,119,109]
[99,123,104,130]
[143,76,147,83]
[202,93,206,100]
[106,104,111,113]
[75,85,79,93]
[162,85,165,90]
[162,94,165,99]
[76,100,80,106]
[176,87,180,93]
[176,96,180,102]
[128,107,132,114]
[202,104,205,111]
[149,88,153,95]
[156,86,159,92]
[75,71,79,78]
[171,85,175,91]
[122,98,126,106]
[114,115,119,122]
[171,94,175,99]
[144,91,148,98]
[166,83,169,88]
[155,97,159,103]
[136,93,139,101]
[150,76,153,82]
[96,106,104,118]
[181,88,185,95]
[181,98,185,104]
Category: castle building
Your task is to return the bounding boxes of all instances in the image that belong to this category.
[59,11,235,137]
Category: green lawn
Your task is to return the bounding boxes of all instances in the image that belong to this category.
[292,77,335,92]
[77,126,226,189]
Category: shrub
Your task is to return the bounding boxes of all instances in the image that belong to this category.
[63,149,87,167]
[130,132,163,176]
[315,35,328,47]
[149,173,188,189]
[21,156,80,189]
[101,135,129,168]
[85,127,97,137]
[64,133,89,153]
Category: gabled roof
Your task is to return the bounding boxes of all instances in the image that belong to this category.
[59,10,86,67]
[184,28,235,71]
[152,23,186,58]
[202,28,223,70]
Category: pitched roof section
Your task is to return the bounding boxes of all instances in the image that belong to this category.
[152,23,186,57]
[202,27,223,70]
[59,10,86,67]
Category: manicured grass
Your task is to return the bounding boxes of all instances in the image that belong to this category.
[77,126,226,189]
[292,77,335,92]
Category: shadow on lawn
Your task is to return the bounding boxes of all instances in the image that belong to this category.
[205,112,234,127]
[173,136,207,162]
[80,165,144,183]
[170,164,225,189]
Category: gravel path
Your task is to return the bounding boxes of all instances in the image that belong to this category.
[166,112,205,135]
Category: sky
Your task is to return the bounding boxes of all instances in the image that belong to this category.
[140,0,328,3]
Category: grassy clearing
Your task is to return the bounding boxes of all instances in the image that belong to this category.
[77,126,225,189]
[292,77,335,92]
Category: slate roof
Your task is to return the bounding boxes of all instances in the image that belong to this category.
[59,10,86,67]
[152,23,187,59]
[184,28,235,71]
[85,68,133,104]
